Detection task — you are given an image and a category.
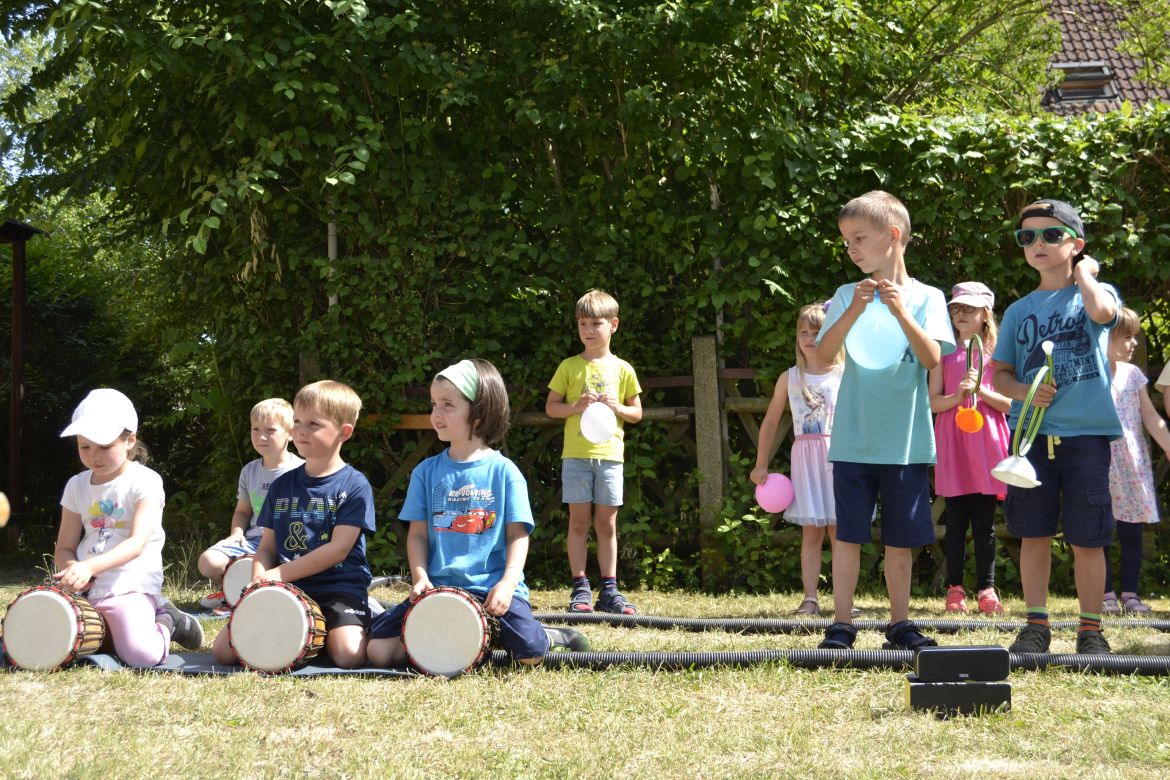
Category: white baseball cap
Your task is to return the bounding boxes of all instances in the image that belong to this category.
[59,388,139,446]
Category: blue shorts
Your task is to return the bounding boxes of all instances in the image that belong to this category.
[368,591,549,660]
[1004,435,1114,547]
[203,535,261,559]
[562,458,623,506]
[834,461,935,548]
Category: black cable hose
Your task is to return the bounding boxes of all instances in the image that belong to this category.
[490,648,1170,676]
[533,613,1170,634]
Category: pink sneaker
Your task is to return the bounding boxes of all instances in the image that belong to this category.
[976,587,1005,615]
[945,585,967,613]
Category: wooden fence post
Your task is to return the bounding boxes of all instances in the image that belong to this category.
[692,334,727,588]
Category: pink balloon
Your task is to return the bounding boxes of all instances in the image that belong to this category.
[755,473,795,513]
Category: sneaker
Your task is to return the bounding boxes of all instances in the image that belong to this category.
[1008,623,1051,654]
[1075,629,1112,655]
[1101,592,1121,616]
[976,587,1005,616]
[944,585,967,613]
[160,599,205,650]
[792,597,820,616]
[199,590,226,609]
[1120,593,1152,615]
[567,581,593,613]
[595,589,637,615]
[544,626,591,652]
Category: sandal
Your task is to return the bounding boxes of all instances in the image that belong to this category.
[792,597,820,616]
[882,620,938,651]
[818,622,857,650]
[567,583,593,613]
[1101,593,1121,616]
[1121,593,1152,614]
[595,589,637,615]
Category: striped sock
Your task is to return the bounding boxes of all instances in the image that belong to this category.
[1026,607,1050,628]
[599,576,618,594]
[571,575,590,591]
[1079,612,1102,634]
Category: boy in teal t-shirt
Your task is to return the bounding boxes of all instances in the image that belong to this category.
[546,289,643,614]
[815,191,955,651]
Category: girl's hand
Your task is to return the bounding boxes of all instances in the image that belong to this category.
[53,562,94,593]
[958,368,978,397]
[410,577,432,600]
[483,582,514,617]
[749,465,768,486]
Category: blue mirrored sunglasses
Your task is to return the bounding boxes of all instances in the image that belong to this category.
[1014,226,1078,247]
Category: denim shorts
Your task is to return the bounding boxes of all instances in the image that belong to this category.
[368,592,549,659]
[203,535,261,559]
[833,461,935,548]
[562,458,624,506]
[1004,435,1114,548]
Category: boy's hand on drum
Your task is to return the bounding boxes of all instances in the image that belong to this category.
[256,566,283,584]
[54,562,94,593]
[483,582,513,616]
[410,577,432,600]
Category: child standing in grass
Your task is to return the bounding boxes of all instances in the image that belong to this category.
[53,388,203,667]
[929,282,1012,615]
[751,301,843,616]
[815,191,956,651]
[1101,307,1170,615]
[545,289,643,614]
[368,359,587,668]
[196,398,303,610]
[992,199,1121,655]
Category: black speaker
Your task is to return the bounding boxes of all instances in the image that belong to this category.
[914,645,1010,682]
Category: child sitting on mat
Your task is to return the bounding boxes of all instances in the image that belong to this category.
[195,398,303,611]
[368,359,587,669]
[53,388,203,667]
[211,380,376,669]
[815,190,956,651]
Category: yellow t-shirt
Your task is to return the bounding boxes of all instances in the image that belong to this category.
[549,355,642,461]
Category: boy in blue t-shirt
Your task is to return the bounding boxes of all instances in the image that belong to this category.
[211,380,376,669]
[815,190,955,651]
[992,199,1121,655]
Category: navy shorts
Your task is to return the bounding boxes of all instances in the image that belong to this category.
[368,590,549,660]
[834,461,935,548]
[1004,434,1114,547]
[311,592,371,630]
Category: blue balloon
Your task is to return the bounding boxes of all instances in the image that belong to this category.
[845,301,908,370]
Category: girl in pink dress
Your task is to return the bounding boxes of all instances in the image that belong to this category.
[752,302,844,616]
[929,282,1012,615]
[1102,308,1170,614]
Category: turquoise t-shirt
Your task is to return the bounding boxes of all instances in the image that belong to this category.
[817,279,956,465]
[991,282,1122,439]
[400,449,534,601]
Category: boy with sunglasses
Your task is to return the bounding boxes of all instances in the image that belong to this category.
[992,199,1122,655]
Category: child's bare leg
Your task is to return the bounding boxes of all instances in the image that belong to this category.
[367,636,405,668]
[1019,537,1053,608]
[211,627,239,665]
[831,541,861,621]
[883,546,912,623]
[197,549,230,582]
[593,505,619,578]
[326,625,367,669]
[567,502,593,577]
[1071,544,1107,614]
[800,526,827,598]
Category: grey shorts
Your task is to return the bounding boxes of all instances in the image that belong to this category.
[562,458,624,506]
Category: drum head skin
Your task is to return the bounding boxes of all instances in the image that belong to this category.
[230,585,312,673]
[403,590,488,677]
[3,590,80,671]
[223,556,255,607]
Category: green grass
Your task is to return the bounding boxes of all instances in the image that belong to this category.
[2,572,1170,779]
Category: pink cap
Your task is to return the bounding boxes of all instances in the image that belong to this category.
[949,282,994,310]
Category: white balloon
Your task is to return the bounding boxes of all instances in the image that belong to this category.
[580,403,618,444]
[845,300,909,370]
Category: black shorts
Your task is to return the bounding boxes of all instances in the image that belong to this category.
[311,591,371,630]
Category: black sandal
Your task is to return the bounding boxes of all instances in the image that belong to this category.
[818,622,858,650]
[882,620,938,651]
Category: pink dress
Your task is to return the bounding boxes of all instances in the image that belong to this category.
[784,366,841,527]
[1109,362,1160,524]
[933,344,1010,497]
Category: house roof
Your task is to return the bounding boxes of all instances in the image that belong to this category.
[1044,0,1170,114]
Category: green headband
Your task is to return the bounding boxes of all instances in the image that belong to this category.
[437,359,479,401]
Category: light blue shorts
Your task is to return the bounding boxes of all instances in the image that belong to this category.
[562,458,624,506]
[204,534,262,560]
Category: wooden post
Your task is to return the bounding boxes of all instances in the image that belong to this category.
[692,335,726,588]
